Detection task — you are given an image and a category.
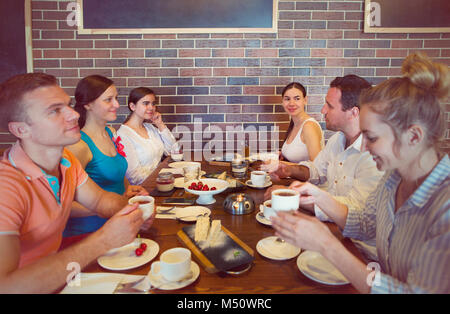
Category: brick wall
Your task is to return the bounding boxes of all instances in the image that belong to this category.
[1,0,449,154]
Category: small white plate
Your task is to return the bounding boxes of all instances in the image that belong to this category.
[296,251,349,285]
[246,179,272,189]
[168,161,201,169]
[256,236,301,260]
[97,239,159,271]
[176,206,211,222]
[255,210,272,226]
[148,261,200,290]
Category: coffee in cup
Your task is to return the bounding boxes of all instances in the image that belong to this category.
[150,247,191,282]
[128,195,155,220]
[251,170,268,187]
[271,189,300,212]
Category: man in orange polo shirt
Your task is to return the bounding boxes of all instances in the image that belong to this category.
[0,73,154,293]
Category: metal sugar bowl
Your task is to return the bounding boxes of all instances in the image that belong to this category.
[223,193,255,215]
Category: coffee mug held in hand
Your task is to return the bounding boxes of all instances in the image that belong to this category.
[150,247,191,282]
[271,189,300,212]
[128,195,155,220]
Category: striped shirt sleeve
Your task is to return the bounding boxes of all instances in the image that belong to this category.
[371,204,450,294]
[342,176,383,241]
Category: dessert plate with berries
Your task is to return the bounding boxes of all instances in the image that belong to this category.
[184,179,229,205]
[97,238,159,271]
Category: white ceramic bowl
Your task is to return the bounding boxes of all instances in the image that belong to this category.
[184,178,229,205]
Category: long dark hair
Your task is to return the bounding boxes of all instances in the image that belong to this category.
[124,87,155,123]
[282,82,307,142]
[74,75,114,128]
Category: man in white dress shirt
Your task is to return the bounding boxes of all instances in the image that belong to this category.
[266,75,384,261]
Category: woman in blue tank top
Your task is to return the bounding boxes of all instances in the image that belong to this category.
[63,75,148,237]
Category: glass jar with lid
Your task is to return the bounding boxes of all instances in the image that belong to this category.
[156,172,174,192]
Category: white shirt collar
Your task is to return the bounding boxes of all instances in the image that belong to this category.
[336,131,363,153]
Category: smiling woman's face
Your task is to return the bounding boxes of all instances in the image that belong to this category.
[282,87,307,117]
[360,105,401,172]
[130,93,156,120]
[85,85,119,122]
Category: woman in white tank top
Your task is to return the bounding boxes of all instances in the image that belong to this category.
[280,82,324,163]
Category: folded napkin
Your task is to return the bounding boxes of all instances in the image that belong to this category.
[60,273,145,294]
[155,206,180,219]
[159,168,184,175]
[156,206,209,220]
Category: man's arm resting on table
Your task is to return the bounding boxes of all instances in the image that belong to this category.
[0,231,109,293]
[269,162,311,182]
[287,164,310,181]
[0,203,143,293]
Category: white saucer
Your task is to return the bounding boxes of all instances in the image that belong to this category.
[245,179,272,189]
[168,161,201,169]
[256,236,301,260]
[255,210,272,226]
[97,238,159,271]
[296,251,349,285]
[148,261,200,290]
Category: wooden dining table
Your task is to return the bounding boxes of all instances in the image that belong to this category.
[81,156,362,294]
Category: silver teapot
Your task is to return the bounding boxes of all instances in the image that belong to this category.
[223,193,255,215]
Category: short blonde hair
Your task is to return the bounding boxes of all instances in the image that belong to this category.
[360,53,450,151]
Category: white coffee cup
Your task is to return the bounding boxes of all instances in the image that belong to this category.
[128,195,155,220]
[171,153,183,162]
[262,199,275,219]
[170,143,183,161]
[251,170,268,187]
[271,189,300,212]
[150,247,191,282]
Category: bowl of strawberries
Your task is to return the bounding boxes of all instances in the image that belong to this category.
[184,178,229,205]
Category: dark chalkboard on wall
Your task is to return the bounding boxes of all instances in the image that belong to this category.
[365,0,450,33]
[0,0,33,83]
[77,0,277,34]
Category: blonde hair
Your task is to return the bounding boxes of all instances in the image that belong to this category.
[360,53,450,152]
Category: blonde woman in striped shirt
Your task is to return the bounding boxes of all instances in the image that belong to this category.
[271,53,449,293]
